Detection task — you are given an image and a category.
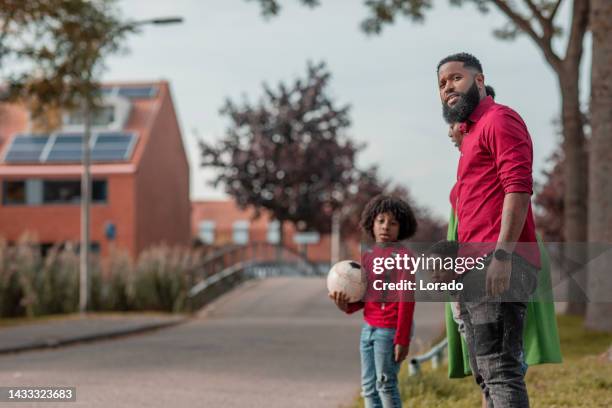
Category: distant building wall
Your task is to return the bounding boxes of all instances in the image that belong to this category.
[191,200,359,264]
[135,83,191,253]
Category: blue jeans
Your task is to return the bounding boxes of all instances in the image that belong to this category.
[360,323,402,408]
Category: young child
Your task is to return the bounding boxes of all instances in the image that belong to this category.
[329,195,417,408]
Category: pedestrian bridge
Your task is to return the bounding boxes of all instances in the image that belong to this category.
[187,241,324,311]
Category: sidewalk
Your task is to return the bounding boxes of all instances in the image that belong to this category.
[0,313,188,355]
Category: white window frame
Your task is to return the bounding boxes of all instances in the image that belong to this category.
[267,220,280,244]
[198,220,216,244]
[61,94,131,132]
[232,220,250,245]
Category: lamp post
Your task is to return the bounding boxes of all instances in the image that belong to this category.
[330,206,353,265]
[79,16,183,314]
[331,211,340,264]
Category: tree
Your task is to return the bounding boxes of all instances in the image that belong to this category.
[250,0,591,315]
[201,61,446,251]
[0,0,132,125]
[585,0,612,332]
[339,165,446,243]
[200,62,362,242]
[534,148,565,242]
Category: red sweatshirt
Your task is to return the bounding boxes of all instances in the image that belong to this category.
[345,245,416,347]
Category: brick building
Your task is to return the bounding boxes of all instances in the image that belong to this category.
[0,81,191,258]
[192,200,361,265]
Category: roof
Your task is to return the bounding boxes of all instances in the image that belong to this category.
[0,81,171,177]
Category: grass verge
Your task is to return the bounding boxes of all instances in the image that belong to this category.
[353,315,612,407]
[0,311,181,329]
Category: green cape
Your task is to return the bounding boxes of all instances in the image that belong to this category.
[445,210,562,378]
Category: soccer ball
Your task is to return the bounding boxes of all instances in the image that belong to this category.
[327,260,366,303]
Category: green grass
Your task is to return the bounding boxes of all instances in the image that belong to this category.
[0,311,181,328]
[353,315,612,408]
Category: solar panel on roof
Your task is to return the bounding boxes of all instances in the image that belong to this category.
[96,133,132,144]
[45,133,84,163]
[91,149,131,161]
[4,132,136,163]
[92,132,136,161]
[46,150,83,162]
[11,135,50,145]
[3,135,49,162]
[117,86,157,99]
[54,134,83,144]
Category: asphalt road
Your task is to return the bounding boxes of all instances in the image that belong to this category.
[0,277,444,408]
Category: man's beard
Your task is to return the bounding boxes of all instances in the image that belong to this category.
[442,80,481,124]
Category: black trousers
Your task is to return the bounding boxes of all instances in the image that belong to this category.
[458,254,537,408]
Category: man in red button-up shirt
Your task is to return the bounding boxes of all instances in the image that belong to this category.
[437,52,539,408]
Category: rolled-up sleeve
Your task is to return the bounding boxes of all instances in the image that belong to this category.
[486,109,534,195]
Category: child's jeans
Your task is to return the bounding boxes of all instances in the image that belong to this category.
[360,323,402,408]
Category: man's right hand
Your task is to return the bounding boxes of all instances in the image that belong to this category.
[329,291,350,312]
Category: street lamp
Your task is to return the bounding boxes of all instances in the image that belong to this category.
[79,16,183,314]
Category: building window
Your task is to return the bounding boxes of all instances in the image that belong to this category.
[232,220,250,245]
[3,179,107,205]
[3,181,26,205]
[4,180,45,205]
[66,106,115,127]
[267,220,280,244]
[43,180,80,204]
[91,181,108,203]
[198,221,216,244]
[43,180,107,204]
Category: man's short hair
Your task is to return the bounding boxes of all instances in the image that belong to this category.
[437,52,483,74]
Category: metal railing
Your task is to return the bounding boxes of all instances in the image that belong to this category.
[186,241,320,311]
[408,338,448,376]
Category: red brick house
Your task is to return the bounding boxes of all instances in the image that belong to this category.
[0,81,191,258]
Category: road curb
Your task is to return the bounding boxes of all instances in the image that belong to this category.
[0,316,191,355]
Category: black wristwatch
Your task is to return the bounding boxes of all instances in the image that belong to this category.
[494,248,512,262]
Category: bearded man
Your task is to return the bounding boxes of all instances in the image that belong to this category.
[437,52,540,408]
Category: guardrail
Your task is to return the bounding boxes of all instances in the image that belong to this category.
[186,241,320,311]
[408,338,448,376]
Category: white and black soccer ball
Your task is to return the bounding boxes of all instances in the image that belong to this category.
[327,260,366,302]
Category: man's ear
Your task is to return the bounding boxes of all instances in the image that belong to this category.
[475,73,485,90]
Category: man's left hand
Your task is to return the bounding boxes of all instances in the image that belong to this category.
[486,258,511,297]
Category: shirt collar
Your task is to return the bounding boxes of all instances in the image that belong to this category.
[468,95,495,124]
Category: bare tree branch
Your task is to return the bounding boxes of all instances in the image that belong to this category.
[550,0,563,21]
[563,0,589,66]
[525,0,560,47]
[491,0,561,72]
[524,0,550,33]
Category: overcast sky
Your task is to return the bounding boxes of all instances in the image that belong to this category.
[104,0,591,219]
